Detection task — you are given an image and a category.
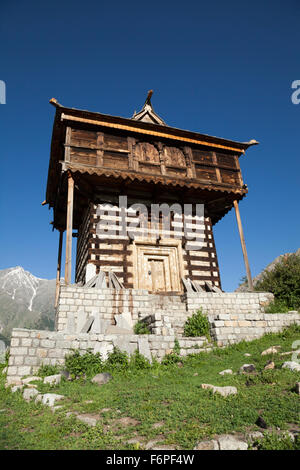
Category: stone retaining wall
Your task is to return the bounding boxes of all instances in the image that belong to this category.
[6,328,210,385]
[56,286,151,331]
[185,292,275,316]
[209,311,300,346]
[56,286,275,335]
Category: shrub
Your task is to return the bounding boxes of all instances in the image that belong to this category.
[64,349,103,378]
[173,338,180,355]
[134,321,151,335]
[161,352,181,365]
[37,364,62,378]
[183,309,210,339]
[264,299,290,313]
[252,431,300,450]
[255,253,300,310]
[129,350,151,369]
[105,347,129,371]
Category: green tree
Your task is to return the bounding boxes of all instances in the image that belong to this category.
[255,254,300,309]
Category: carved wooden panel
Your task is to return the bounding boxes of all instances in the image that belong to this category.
[164,146,186,167]
[134,243,182,292]
[135,142,160,164]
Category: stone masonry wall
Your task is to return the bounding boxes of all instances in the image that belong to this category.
[6,328,210,385]
[56,286,276,335]
[185,292,275,316]
[56,286,151,332]
[209,311,300,346]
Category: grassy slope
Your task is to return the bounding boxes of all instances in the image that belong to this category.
[0,326,300,450]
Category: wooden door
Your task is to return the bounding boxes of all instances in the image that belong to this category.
[149,258,167,292]
[135,242,182,292]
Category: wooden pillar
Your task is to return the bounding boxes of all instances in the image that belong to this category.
[55,229,63,308]
[233,200,253,291]
[65,172,74,285]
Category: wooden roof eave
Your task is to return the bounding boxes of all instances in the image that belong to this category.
[61,162,248,196]
[49,98,258,153]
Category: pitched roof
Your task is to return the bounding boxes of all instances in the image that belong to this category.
[132,90,166,125]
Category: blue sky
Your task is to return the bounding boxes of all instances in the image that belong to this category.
[0,0,299,291]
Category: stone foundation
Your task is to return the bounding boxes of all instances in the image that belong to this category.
[5,285,300,385]
[6,328,210,385]
[55,285,275,335]
[209,311,300,346]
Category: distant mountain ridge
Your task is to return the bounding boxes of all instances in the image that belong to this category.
[0,267,56,345]
[236,248,300,292]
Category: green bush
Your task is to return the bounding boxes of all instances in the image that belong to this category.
[105,347,129,371]
[64,349,103,378]
[183,309,210,339]
[129,350,151,369]
[264,299,290,313]
[173,338,180,355]
[161,352,181,365]
[133,321,151,335]
[255,253,300,310]
[252,431,300,450]
[37,364,62,378]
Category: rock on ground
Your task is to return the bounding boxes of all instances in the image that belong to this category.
[75,414,99,426]
[264,361,275,370]
[247,431,264,443]
[218,435,248,450]
[194,440,219,450]
[22,376,42,385]
[201,384,237,397]
[23,388,39,402]
[11,385,23,393]
[194,435,248,450]
[91,372,112,385]
[41,393,64,407]
[219,369,233,375]
[261,346,281,356]
[239,364,256,373]
[43,374,62,385]
[282,361,300,372]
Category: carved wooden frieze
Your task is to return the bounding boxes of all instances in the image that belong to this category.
[164,146,186,168]
[135,142,160,164]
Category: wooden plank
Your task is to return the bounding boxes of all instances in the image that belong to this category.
[65,127,71,162]
[61,113,245,153]
[96,132,104,167]
[55,229,63,308]
[233,200,253,290]
[65,172,74,285]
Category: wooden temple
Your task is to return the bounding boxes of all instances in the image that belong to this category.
[45,92,258,304]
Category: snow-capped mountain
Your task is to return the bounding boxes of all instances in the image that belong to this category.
[0,267,56,344]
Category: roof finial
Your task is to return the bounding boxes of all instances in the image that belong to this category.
[132,90,166,125]
[145,90,153,106]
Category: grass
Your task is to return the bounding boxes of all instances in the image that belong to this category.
[0,325,300,450]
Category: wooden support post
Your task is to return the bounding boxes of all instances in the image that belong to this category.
[55,229,63,308]
[65,172,74,285]
[233,200,253,291]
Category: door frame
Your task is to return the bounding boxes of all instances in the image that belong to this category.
[132,238,184,292]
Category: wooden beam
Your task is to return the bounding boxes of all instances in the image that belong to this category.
[55,229,64,308]
[61,113,245,154]
[233,200,253,291]
[65,172,74,285]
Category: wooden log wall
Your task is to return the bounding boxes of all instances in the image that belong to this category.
[75,201,221,289]
[67,127,243,191]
